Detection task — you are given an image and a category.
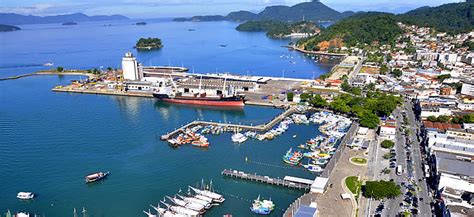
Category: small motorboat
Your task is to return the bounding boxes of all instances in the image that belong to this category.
[43,62,54,67]
[231,133,247,143]
[85,171,109,183]
[17,192,34,200]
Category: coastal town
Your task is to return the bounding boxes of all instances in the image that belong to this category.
[1,0,474,217]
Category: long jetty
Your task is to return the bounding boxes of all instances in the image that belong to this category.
[160,106,297,140]
[221,169,311,190]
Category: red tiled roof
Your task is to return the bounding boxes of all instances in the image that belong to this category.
[423,121,462,130]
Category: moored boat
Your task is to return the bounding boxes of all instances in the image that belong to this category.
[231,133,247,143]
[250,195,275,215]
[188,186,225,203]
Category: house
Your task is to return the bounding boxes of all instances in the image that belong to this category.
[379,119,397,141]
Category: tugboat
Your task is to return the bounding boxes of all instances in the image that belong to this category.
[85,171,109,183]
[250,195,275,215]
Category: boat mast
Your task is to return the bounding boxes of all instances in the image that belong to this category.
[222,77,227,96]
[82,207,87,217]
[199,75,203,93]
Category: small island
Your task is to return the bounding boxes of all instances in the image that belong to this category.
[0,24,21,32]
[135,37,163,50]
[62,22,78,26]
[136,22,147,25]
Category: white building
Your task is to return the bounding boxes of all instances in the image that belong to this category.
[122,52,141,81]
[461,83,474,97]
[379,120,397,141]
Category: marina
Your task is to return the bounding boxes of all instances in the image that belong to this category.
[0,19,337,216]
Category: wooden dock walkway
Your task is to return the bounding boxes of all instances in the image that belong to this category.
[160,107,297,140]
[221,169,311,190]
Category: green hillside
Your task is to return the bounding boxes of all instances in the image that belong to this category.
[299,13,402,51]
[397,1,474,33]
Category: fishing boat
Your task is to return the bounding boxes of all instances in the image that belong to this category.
[250,195,275,215]
[231,133,247,143]
[313,159,329,165]
[85,171,109,183]
[282,148,303,165]
[188,186,225,203]
[191,137,209,147]
[17,192,34,200]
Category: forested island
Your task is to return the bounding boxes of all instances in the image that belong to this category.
[62,22,78,25]
[236,21,320,39]
[0,24,21,32]
[135,38,163,50]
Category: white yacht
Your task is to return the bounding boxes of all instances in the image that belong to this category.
[231,133,247,143]
[17,192,34,200]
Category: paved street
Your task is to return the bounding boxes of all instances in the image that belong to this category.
[385,101,432,217]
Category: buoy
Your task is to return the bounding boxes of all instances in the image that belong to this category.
[245,157,248,162]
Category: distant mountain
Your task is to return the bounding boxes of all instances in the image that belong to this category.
[173,0,353,22]
[0,12,129,25]
[0,24,20,32]
[397,1,473,33]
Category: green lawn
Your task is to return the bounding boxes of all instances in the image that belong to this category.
[345,176,360,194]
[351,157,368,164]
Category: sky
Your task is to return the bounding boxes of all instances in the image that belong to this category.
[0,0,462,18]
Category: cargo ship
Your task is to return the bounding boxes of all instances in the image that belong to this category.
[153,77,245,107]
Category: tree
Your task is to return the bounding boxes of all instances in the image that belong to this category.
[330,98,351,114]
[359,111,379,129]
[437,115,450,123]
[437,74,451,83]
[427,116,438,122]
[379,64,389,75]
[309,95,328,108]
[341,80,352,92]
[287,92,294,102]
[391,69,402,77]
[107,67,113,71]
[381,140,395,149]
[362,180,401,200]
[56,66,64,72]
[300,93,312,102]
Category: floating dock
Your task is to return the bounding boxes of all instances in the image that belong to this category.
[221,169,312,190]
[160,107,297,140]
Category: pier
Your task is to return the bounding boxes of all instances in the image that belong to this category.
[221,169,312,190]
[160,106,297,140]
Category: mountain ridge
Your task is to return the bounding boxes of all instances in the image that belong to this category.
[0,12,129,25]
[174,1,354,22]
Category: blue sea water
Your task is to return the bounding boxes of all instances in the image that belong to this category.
[0,19,332,216]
